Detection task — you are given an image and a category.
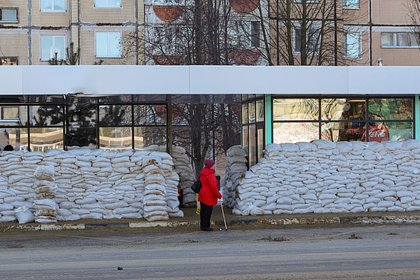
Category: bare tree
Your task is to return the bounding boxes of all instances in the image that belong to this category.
[253,0,364,66]
[407,0,420,45]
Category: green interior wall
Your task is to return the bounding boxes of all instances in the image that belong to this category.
[416,95,420,140]
[265,95,272,145]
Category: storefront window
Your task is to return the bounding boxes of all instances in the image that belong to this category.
[242,125,248,154]
[134,105,167,125]
[249,124,256,166]
[248,102,256,123]
[257,127,264,160]
[256,100,264,122]
[99,105,132,126]
[242,103,248,124]
[30,105,63,126]
[275,97,414,144]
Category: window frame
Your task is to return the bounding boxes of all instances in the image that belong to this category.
[95,31,122,58]
[40,0,67,12]
[40,35,66,61]
[0,8,19,23]
[380,32,419,49]
[293,24,321,54]
[94,0,122,8]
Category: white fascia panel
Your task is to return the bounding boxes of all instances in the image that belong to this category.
[189,66,349,95]
[348,66,420,95]
[0,66,23,94]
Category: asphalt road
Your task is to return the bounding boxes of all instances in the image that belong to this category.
[0,224,419,280]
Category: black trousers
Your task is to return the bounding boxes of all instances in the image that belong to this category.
[200,202,213,230]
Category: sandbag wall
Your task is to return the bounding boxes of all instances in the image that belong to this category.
[233,140,420,215]
[222,145,247,208]
[0,149,183,223]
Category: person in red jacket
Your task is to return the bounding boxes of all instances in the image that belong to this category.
[198,159,222,231]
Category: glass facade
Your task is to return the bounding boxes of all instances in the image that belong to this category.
[272,97,415,143]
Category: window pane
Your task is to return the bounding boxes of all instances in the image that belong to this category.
[273,98,319,121]
[133,105,166,125]
[134,126,166,149]
[249,124,256,166]
[368,98,413,121]
[55,0,66,11]
[242,125,248,152]
[248,101,255,123]
[96,32,108,57]
[108,32,121,57]
[396,33,410,46]
[273,122,319,143]
[344,0,359,8]
[322,122,365,142]
[241,103,248,124]
[99,105,132,126]
[53,36,65,60]
[41,0,53,10]
[1,9,17,21]
[30,105,64,126]
[321,98,347,121]
[100,127,132,150]
[0,128,28,151]
[257,127,264,161]
[41,36,53,60]
[96,0,120,7]
[0,106,27,126]
[346,32,360,58]
[339,99,366,121]
[381,33,393,47]
[294,28,301,52]
[256,99,264,122]
[385,122,414,141]
[30,127,63,152]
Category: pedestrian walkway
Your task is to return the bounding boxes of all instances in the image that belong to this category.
[1,207,420,232]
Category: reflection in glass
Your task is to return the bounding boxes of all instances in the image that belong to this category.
[273,122,319,143]
[100,127,132,150]
[321,98,346,120]
[242,126,248,152]
[31,105,63,126]
[368,98,413,121]
[241,103,248,124]
[273,98,318,121]
[248,102,255,123]
[134,126,166,149]
[30,127,63,152]
[321,122,365,142]
[0,128,28,151]
[0,106,28,126]
[134,105,167,125]
[249,124,256,166]
[256,100,264,122]
[99,105,131,126]
[383,122,413,141]
[257,127,264,161]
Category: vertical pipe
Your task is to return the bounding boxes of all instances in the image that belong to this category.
[265,95,272,145]
[28,0,32,64]
[368,0,373,66]
[415,95,419,140]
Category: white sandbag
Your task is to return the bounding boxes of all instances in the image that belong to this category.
[15,207,35,224]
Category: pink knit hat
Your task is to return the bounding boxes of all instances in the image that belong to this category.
[204,159,215,168]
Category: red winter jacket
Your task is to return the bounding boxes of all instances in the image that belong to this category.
[198,167,222,206]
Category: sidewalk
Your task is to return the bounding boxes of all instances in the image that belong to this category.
[1,207,420,232]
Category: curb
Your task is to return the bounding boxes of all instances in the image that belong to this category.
[1,214,420,232]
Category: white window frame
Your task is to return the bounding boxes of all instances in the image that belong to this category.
[380,32,419,49]
[343,0,360,9]
[345,32,361,59]
[95,31,122,58]
[40,0,66,12]
[40,35,66,61]
[0,8,18,23]
[94,0,121,8]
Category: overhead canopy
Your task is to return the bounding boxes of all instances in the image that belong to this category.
[0,65,419,96]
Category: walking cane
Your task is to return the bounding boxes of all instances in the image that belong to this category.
[220,202,228,231]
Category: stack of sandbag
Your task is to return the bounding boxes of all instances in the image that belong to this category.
[222,145,248,208]
[145,145,195,207]
[233,140,420,216]
[143,158,169,221]
[33,165,58,223]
